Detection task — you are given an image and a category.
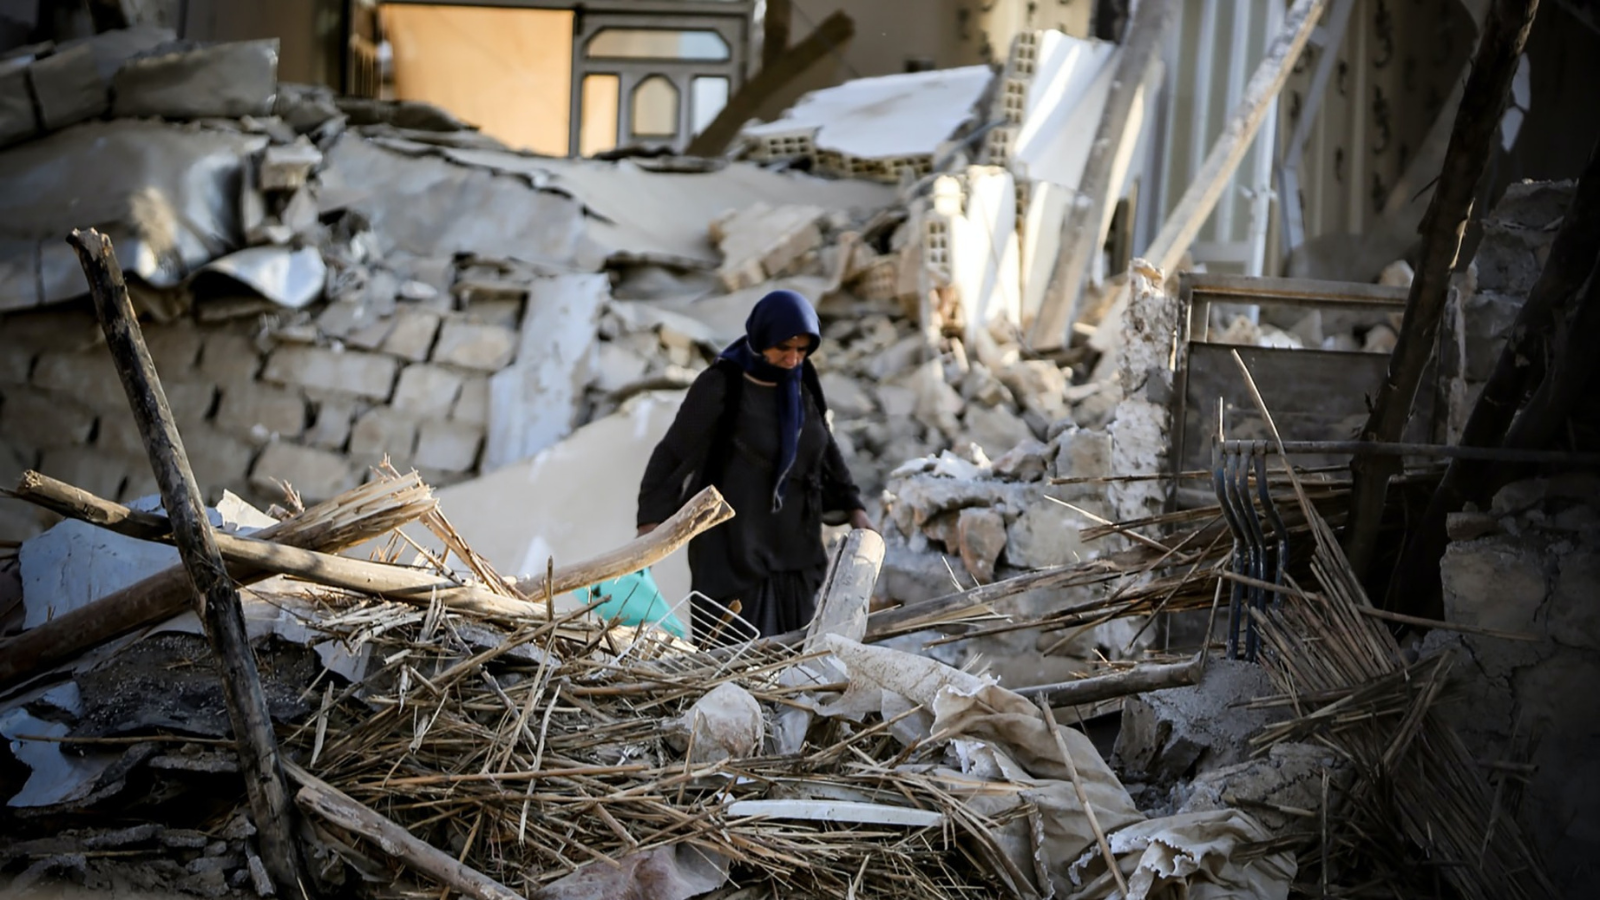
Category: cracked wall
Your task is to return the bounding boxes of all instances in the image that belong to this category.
[1422,474,1600,897]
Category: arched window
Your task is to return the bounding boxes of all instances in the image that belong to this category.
[630,76,679,138]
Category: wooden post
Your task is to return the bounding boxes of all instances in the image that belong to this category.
[1051,0,1325,355]
[1342,0,1540,581]
[1027,0,1177,350]
[286,762,523,900]
[1143,0,1324,281]
[1387,136,1600,618]
[684,11,854,157]
[762,0,792,71]
[1015,653,1202,707]
[65,229,311,896]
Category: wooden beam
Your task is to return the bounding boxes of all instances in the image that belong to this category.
[1055,0,1325,355]
[1028,0,1177,350]
[1144,0,1326,281]
[1015,654,1202,707]
[684,11,853,157]
[1387,136,1600,618]
[1342,0,1541,582]
[0,472,431,691]
[8,473,733,631]
[286,762,524,900]
[511,485,733,596]
[762,0,792,71]
[66,228,311,896]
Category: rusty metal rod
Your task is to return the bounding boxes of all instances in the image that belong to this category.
[1220,439,1600,465]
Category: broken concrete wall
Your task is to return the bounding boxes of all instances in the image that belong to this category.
[1421,474,1600,898]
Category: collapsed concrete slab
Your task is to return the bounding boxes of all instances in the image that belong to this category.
[742,66,994,178]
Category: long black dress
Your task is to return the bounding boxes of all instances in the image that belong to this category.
[637,361,863,643]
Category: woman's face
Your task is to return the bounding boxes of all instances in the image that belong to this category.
[761,334,811,370]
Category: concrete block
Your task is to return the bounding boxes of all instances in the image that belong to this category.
[451,375,489,426]
[262,346,400,401]
[306,400,356,450]
[818,371,877,417]
[391,364,464,417]
[199,331,263,386]
[1004,495,1094,569]
[31,351,129,413]
[184,427,258,498]
[216,384,307,443]
[461,297,523,330]
[39,445,130,503]
[258,139,322,192]
[30,43,107,131]
[590,341,652,394]
[0,65,38,149]
[111,39,279,120]
[349,407,419,466]
[380,308,442,362]
[956,506,1006,585]
[1,387,95,449]
[0,343,33,384]
[432,319,517,371]
[251,441,358,504]
[961,403,1033,460]
[1053,426,1112,479]
[143,325,205,374]
[1000,360,1068,418]
[414,420,483,473]
[991,438,1050,482]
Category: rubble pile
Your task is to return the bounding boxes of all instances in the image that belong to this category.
[0,470,1300,900]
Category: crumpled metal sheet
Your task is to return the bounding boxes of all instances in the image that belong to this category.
[111,39,279,120]
[0,119,265,311]
[194,245,326,309]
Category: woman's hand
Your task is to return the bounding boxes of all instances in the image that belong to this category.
[637,523,659,537]
[848,509,877,533]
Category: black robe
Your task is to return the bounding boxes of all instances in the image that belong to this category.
[637,361,863,643]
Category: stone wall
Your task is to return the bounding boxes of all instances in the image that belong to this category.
[0,272,517,543]
[1421,475,1600,898]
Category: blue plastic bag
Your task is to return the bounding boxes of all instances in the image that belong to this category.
[570,568,687,639]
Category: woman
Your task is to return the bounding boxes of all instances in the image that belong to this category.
[636,289,874,644]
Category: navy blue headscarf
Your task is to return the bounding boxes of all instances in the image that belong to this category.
[717,289,821,512]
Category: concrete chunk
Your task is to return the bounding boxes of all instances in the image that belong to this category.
[258,139,322,191]
[392,364,464,417]
[380,308,442,362]
[199,331,263,386]
[349,407,418,466]
[0,65,39,148]
[415,420,483,473]
[112,39,280,120]
[432,319,517,372]
[262,345,399,401]
[251,441,359,503]
[215,384,306,443]
[29,43,106,131]
[1,387,95,449]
